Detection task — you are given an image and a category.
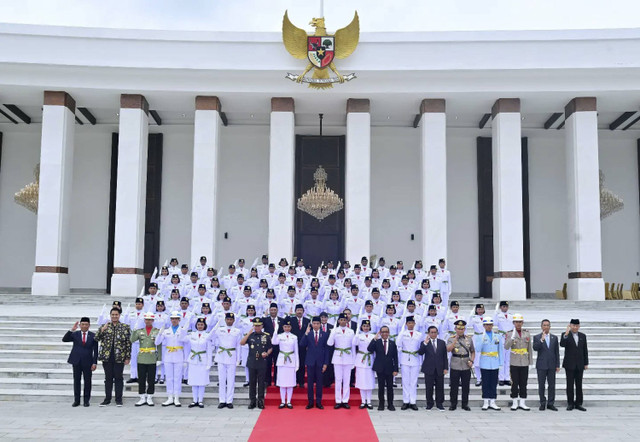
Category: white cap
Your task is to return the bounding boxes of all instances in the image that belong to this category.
[170,311,181,319]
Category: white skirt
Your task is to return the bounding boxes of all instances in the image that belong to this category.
[355,366,375,390]
[187,364,211,386]
[276,366,297,388]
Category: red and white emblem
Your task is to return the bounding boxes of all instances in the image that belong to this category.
[307,36,335,69]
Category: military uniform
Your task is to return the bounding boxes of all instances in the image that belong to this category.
[504,314,533,410]
[129,314,160,406]
[447,320,475,411]
[245,320,272,409]
[474,318,504,410]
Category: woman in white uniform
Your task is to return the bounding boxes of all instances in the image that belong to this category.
[323,290,344,326]
[272,317,299,408]
[187,317,215,408]
[353,319,376,409]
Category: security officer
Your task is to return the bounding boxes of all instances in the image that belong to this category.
[240,318,273,409]
[504,313,533,411]
[446,319,475,411]
[475,318,503,411]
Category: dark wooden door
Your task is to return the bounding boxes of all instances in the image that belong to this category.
[107,133,163,293]
[476,136,530,298]
[295,135,345,271]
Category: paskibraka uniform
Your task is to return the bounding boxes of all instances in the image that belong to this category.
[327,325,356,405]
[213,321,242,406]
[397,328,423,406]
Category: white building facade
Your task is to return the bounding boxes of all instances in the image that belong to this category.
[0,24,639,300]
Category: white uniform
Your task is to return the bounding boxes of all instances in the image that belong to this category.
[272,332,299,388]
[155,326,188,399]
[358,313,380,333]
[379,316,402,340]
[213,324,242,405]
[494,310,514,381]
[353,332,375,404]
[124,309,146,379]
[186,330,214,404]
[469,314,486,380]
[397,328,423,405]
[327,326,356,404]
[438,268,452,304]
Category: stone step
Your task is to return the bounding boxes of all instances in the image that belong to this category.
[0,388,636,406]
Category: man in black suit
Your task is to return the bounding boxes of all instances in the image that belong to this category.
[418,325,448,411]
[62,317,98,407]
[289,304,310,388]
[367,325,399,411]
[263,302,283,386]
[319,312,335,387]
[532,319,560,411]
[300,316,331,409]
[560,318,589,411]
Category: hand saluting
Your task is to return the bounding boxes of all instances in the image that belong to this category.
[71,321,79,332]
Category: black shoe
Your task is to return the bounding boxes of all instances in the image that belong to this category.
[437,406,445,411]
[279,403,286,409]
[426,405,433,410]
[198,403,204,408]
[72,401,80,407]
[307,403,314,410]
[401,403,408,410]
[126,378,137,384]
[116,401,123,407]
[258,400,264,409]
[189,402,198,408]
[539,404,546,411]
[359,403,366,409]
[286,403,293,409]
[334,404,342,409]
[218,403,226,409]
[243,382,250,387]
[475,381,482,387]
[378,404,385,411]
[505,380,511,386]
[411,404,419,411]
[547,404,558,411]
[248,402,256,410]
[343,403,350,409]
[449,406,456,411]
[498,381,505,386]
[575,405,587,411]
[83,403,90,407]
[99,400,110,407]
[316,403,324,410]
[182,379,188,385]
[366,404,373,410]
[227,403,234,409]
[393,383,398,388]
[159,379,164,385]
[567,405,575,411]
[388,405,396,411]
[462,405,471,411]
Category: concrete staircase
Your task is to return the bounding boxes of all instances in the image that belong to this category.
[1,294,639,406]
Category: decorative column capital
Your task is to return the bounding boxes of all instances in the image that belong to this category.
[120,94,149,116]
[420,99,445,114]
[44,91,76,113]
[491,98,520,119]
[196,96,221,111]
[271,97,295,112]
[565,97,597,119]
[346,98,370,113]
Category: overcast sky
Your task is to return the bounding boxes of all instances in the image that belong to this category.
[2,0,639,32]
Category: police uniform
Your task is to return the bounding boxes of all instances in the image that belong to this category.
[213,312,242,408]
[504,313,533,410]
[245,318,272,409]
[447,320,475,411]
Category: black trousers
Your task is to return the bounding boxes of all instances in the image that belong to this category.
[72,363,92,404]
[481,368,498,399]
[425,372,445,407]
[265,348,278,386]
[248,365,266,403]
[565,367,584,406]
[306,363,323,403]
[510,365,529,398]
[537,368,556,405]
[137,363,156,395]
[449,369,471,407]
[376,372,394,406]
[296,347,307,386]
[102,360,124,402]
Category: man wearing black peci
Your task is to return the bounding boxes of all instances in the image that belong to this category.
[560,318,589,411]
[62,317,98,407]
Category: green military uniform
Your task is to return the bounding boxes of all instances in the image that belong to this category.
[130,327,161,401]
[246,329,272,408]
[505,318,533,410]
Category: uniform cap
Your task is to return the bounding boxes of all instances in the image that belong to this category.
[428,304,436,311]
[450,300,459,307]
[202,302,210,309]
[454,319,466,327]
[361,319,371,327]
[244,285,252,291]
[181,264,188,269]
[246,304,256,311]
[223,296,232,303]
[499,301,509,307]
[482,318,494,325]
[191,272,199,277]
[512,314,524,321]
[171,288,180,294]
[200,256,207,261]
[135,297,144,304]
[364,300,373,306]
[372,288,380,293]
[170,311,181,319]
[149,283,158,289]
[430,265,437,270]
[228,264,236,269]
[338,313,347,320]
[261,254,268,259]
[144,312,155,320]
[156,300,165,306]
[198,284,206,290]
[252,318,263,326]
[475,303,484,309]
[225,312,235,319]
[180,297,189,303]
[405,316,415,323]
[196,317,206,325]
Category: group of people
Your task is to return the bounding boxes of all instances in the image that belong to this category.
[63,255,590,412]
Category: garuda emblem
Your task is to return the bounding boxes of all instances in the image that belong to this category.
[282,10,359,89]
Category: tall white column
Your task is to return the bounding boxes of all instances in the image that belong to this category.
[110,94,149,297]
[491,98,526,300]
[419,99,447,267]
[565,97,605,300]
[345,99,371,262]
[268,97,295,263]
[190,96,222,268]
[31,91,76,296]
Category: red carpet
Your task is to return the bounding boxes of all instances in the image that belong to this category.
[248,386,379,442]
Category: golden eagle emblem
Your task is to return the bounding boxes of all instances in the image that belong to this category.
[282,10,359,89]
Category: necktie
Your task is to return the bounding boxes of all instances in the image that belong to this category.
[546,335,550,348]
[432,339,436,350]
[273,318,276,329]
[323,324,326,332]
[383,340,387,355]
[82,332,86,345]
[299,318,302,329]
[315,332,318,345]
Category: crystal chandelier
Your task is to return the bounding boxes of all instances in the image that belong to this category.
[297,165,344,221]
[14,164,40,214]
[600,169,623,220]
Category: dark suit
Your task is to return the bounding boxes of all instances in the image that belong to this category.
[300,329,330,404]
[368,338,399,407]
[290,315,311,387]
[560,331,589,406]
[62,330,98,405]
[533,332,560,406]
[418,338,448,408]
[320,323,334,386]
[263,315,283,385]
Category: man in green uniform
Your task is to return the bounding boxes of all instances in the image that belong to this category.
[130,312,161,406]
[241,318,273,409]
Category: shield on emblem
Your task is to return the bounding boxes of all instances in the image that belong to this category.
[307,36,335,69]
